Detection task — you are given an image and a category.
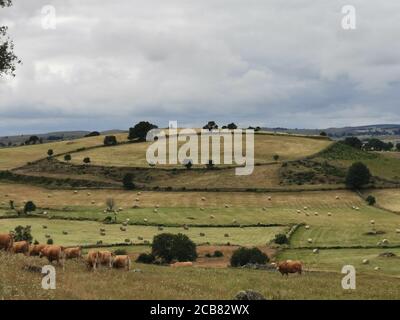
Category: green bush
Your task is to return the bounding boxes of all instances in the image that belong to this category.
[47,238,54,245]
[122,173,135,190]
[213,250,223,257]
[14,225,33,243]
[230,247,268,267]
[274,233,289,245]
[136,253,156,264]
[24,201,36,214]
[152,233,197,263]
[366,195,376,206]
[104,135,118,146]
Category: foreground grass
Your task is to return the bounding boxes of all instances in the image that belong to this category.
[0,218,286,246]
[1,252,399,300]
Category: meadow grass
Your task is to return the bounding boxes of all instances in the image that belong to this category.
[1,252,399,300]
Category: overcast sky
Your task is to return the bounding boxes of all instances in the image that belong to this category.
[0,0,399,135]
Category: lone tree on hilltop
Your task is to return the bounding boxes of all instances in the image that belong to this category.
[128,121,158,141]
[47,149,54,158]
[0,0,21,77]
[345,162,371,189]
[64,154,72,161]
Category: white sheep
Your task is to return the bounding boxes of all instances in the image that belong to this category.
[305,212,310,216]
[225,204,229,208]
[305,225,310,230]
[137,192,141,195]
[118,207,123,211]
[144,218,148,222]
[370,220,375,225]
[268,196,272,201]
[74,190,78,194]
[262,207,267,211]
[210,215,215,219]
[313,248,319,254]
[336,196,340,200]
[304,206,308,210]
[307,238,313,243]
[362,259,369,265]
[382,239,389,244]
[396,229,400,233]
[374,266,380,271]
[297,210,301,214]
[201,197,206,201]
[135,198,140,202]
[91,200,96,204]
[200,208,204,211]
[314,212,319,216]
[155,204,160,208]
[327,212,332,216]
[87,192,91,196]
[153,209,158,213]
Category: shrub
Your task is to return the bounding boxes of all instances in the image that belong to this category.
[24,201,36,214]
[47,238,54,245]
[14,225,33,243]
[136,253,156,264]
[152,233,197,263]
[64,154,72,161]
[85,131,100,137]
[33,239,39,245]
[274,233,289,245]
[114,248,127,255]
[213,250,223,257]
[122,173,135,190]
[230,247,268,267]
[366,195,376,206]
[273,154,280,161]
[104,135,117,146]
[47,149,54,157]
[83,157,91,164]
[184,160,193,170]
[345,162,371,189]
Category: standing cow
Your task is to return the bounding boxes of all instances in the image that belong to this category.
[277,260,303,276]
[29,244,46,256]
[98,250,115,268]
[87,250,100,271]
[113,255,131,271]
[64,247,82,259]
[39,245,65,267]
[0,233,14,252]
[12,241,30,256]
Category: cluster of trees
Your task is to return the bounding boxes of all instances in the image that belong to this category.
[128,121,158,141]
[24,135,43,145]
[342,137,398,151]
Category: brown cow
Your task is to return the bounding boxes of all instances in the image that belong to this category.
[277,260,303,276]
[64,247,82,259]
[98,250,114,268]
[12,241,29,256]
[39,245,65,267]
[87,250,100,271]
[113,255,131,271]
[170,261,193,267]
[29,244,46,256]
[0,233,13,252]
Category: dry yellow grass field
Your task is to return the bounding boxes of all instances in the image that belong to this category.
[61,134,332,167]
[366,188,400,212]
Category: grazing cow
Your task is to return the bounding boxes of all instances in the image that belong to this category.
[170,261,193,267]
[277,260,303,276]
[29,244,46,256]
[98,250,115,268]
[87,250,100,271]
[64,247,82,259]
[113,255,131,271]
[0,233,13,252]
[12,241,29,256]
[39,245,65,267]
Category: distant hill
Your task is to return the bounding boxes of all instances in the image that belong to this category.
[0,130,127,147]
[262,124,400,140]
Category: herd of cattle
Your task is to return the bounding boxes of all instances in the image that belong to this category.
[0,233,131,271]
[1,233,303,275]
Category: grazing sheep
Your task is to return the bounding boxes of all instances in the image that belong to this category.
[144,218,148,222]
[305,225,310,230]
[183,225,189,230]
[118,207,123,211]
[225,204,229,208]
[137,192,141,195]
[262,207,267,211]
[304,206,308,210]
[100,228,106,232]
[232,219,237,224]
[374,266,380,271]
[103,209,107,213]
[370,220,375,225]
[48,194,52,198]
[396,229,400,233]
[155,204,160,208]
[336,196,340,200]
[199,233,205,237]
[158,226,164,231]
[268,196,272,201]
[224,233,229,238]
[120,227,126,232]
[62,231,68,235]
[125,239,131,243]
[307,238,313,243]
[135,198,140,202]
[138,236,143,240]
[297,210,301,214]
[133,204,140,209]
[210,215,215,219]
[153,209,158,213]
[87,192,91,196]
[305,212,310,216]
[74,190,78,194]
[382,239,389,244]
[312,249,319,254]
[45,234,51,238]
[122,222,128,227]
[43,211,48,215]
[201,197,206,201]
[362,259,369,265]
[314,212,319,216]
[327,212,332,216]
[200,208,204,211]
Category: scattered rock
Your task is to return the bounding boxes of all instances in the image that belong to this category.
[235,290,266,300]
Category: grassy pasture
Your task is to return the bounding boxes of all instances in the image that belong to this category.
[60,134,332,168]
[278,248,400,277]
[0,134,128,170]
[1,252,399,300]
[0,218,286,246]
[366,188,400,213]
